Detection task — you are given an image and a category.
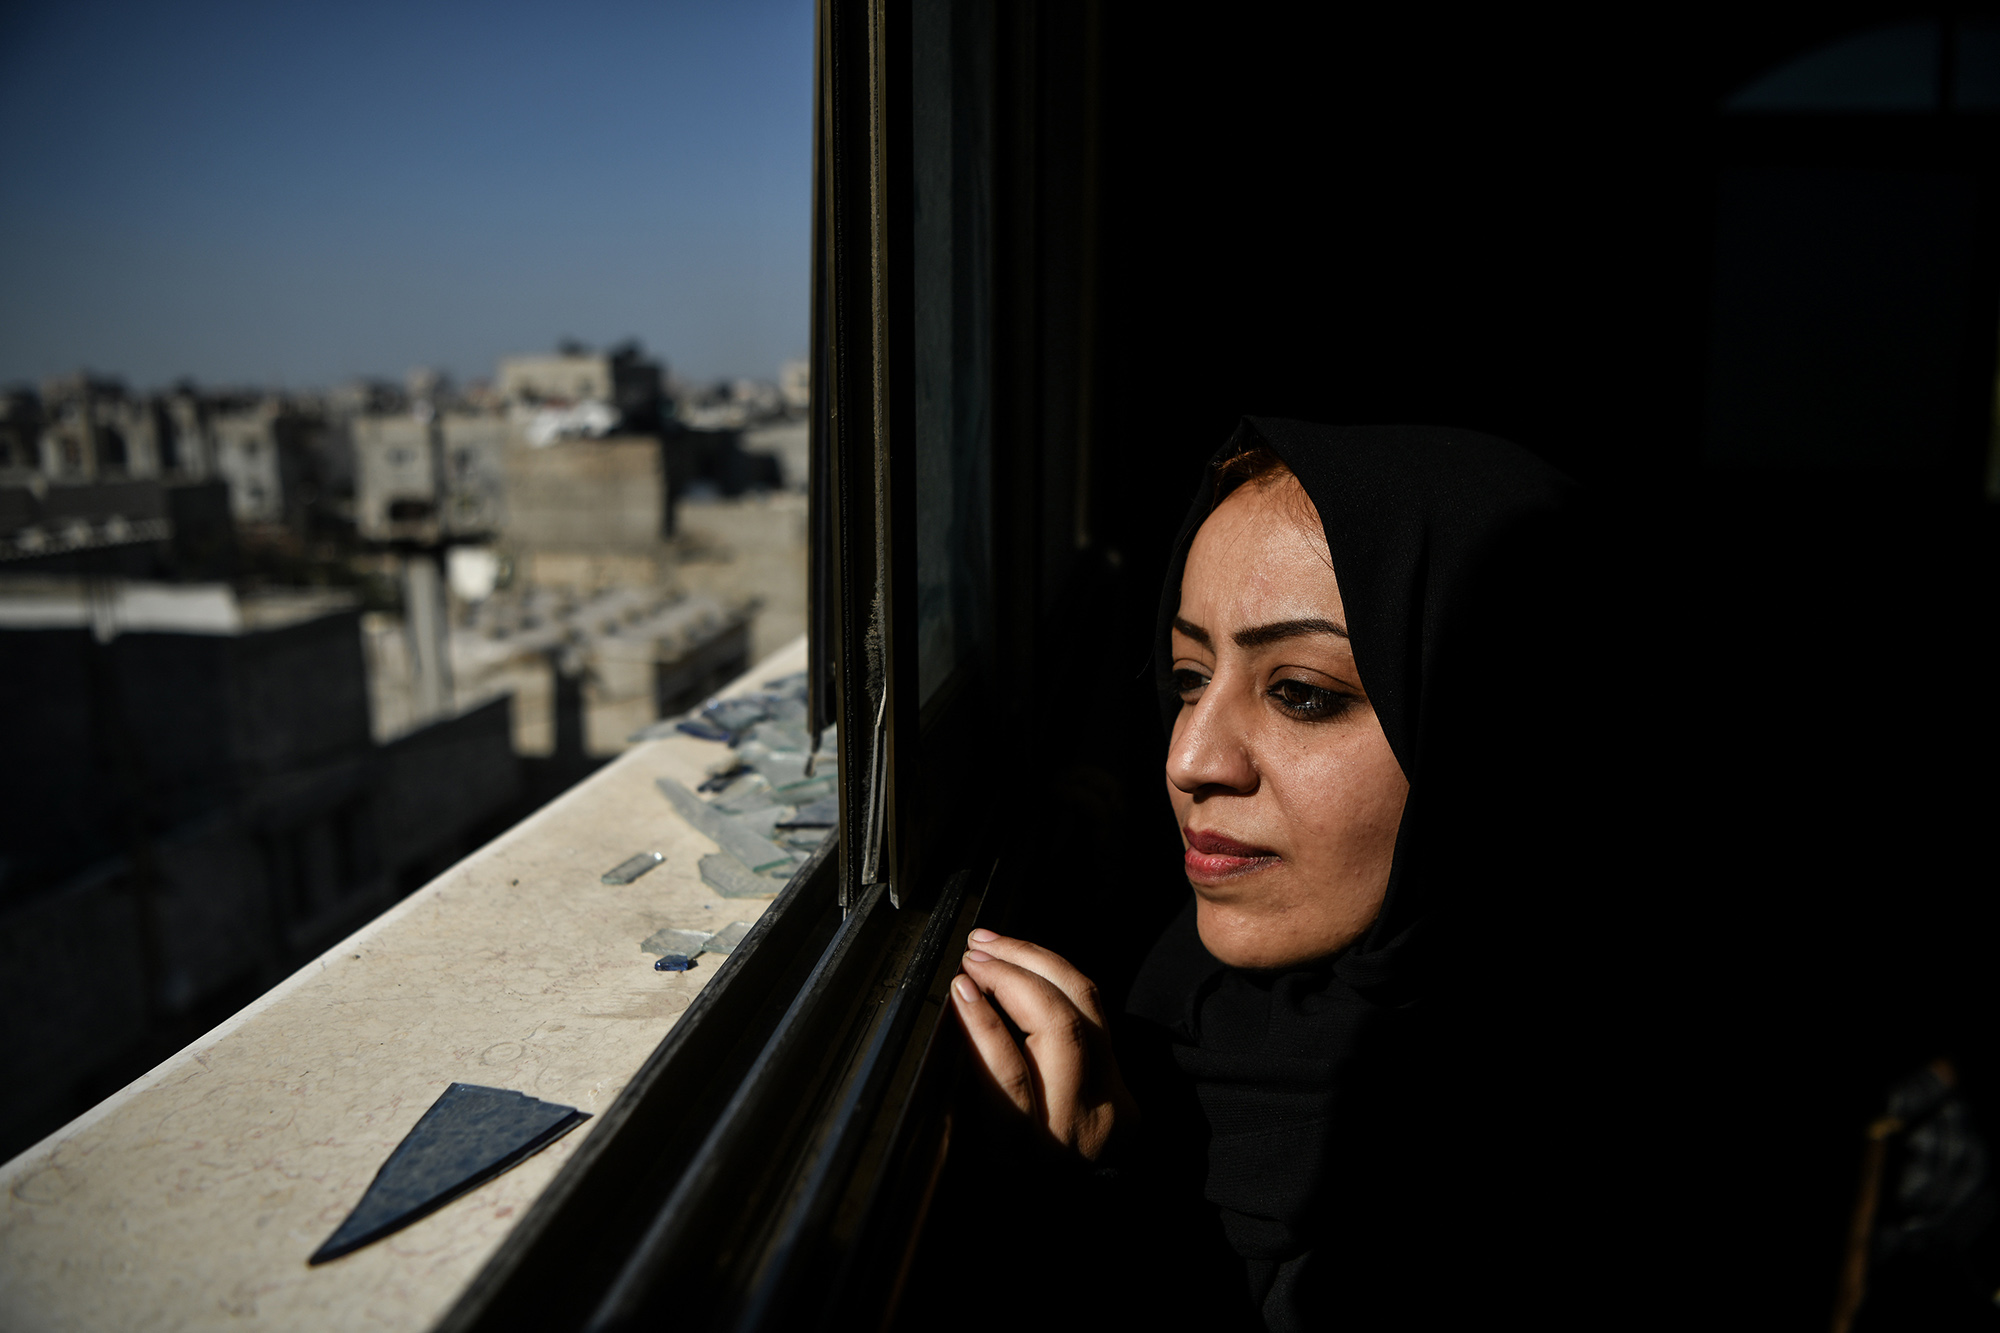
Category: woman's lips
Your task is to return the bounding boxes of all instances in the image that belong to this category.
[1182,827,1280,882]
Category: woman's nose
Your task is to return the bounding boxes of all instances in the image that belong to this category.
[1166,689,1258,795]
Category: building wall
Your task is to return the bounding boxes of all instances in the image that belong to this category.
[372,695,519,875]
[209,411,286,525]
[441,413,508,536]
[0,629,105,895]
[497,354,612,405]
[500,436,666,556]
[0,609,524,1160]
[352,416,439,542]
[0,859,148,1153]
[160,395,213,478]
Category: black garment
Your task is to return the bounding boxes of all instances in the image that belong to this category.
[1122,419,1636,1330]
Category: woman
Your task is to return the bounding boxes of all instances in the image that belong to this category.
[950,419,1630,1330]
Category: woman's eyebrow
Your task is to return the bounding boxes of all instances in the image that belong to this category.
[1232,618,1349,648]
[1171,616,1212,647]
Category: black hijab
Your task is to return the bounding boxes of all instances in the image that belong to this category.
[1124,418,1606,1330]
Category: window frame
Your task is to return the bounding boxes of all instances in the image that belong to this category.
[434,2,1105,1325]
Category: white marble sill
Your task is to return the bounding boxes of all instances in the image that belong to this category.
[0,635,813,1333]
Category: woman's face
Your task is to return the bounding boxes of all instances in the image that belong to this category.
[1167,475,1410,970]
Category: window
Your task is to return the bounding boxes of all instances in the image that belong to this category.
[433,5,1110,1326]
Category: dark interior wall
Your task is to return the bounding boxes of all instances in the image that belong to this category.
[1088,8,1718,550]
[1705,163,1987,470]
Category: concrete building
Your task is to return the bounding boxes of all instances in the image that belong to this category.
[353,415,441,543]
[440,412,508,536]
[353,411,511,543]
[497,340,666,430]
[351,411,509,543]
[0,577,523,1155]
[8,380,341,535]
[448,583,751,756]
[496,340,660,418]
[36,375,167,481]
[498,352,614,405]
[158,388,216,479]
[209,403,305,528]
[0,479,236,577]
[500,435,670,588]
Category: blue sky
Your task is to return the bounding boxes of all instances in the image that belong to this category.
[0,0,812,390]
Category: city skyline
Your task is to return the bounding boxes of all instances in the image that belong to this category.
[0,0,812,391]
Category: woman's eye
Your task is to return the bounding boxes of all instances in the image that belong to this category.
[1171,668,1209,700]
[1269,678,1353,721]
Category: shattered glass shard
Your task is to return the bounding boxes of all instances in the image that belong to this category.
[601,852,664,885]
[773,776,836,804]
[715,779,779,815]
[641,927,714,956]
[776,796,838,829]
[731,806,788,842]
[656,778,793,873]
[703,920,755,955]
[308,1084,587,1265]
[653,954,696,972]
[698,696,771,738]
[699,852,779,899]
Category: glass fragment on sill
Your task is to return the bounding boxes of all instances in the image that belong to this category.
[732,807,791,843]
[773,774,836,803]
[656,777,794,873]
[630,670,827,749]
[601,851,665,885]
[653,954,697,973]
[860,691,888,887]
[701,695,777,741]
[641,926,715,957]
[308,1084,588,1265]
[776,796,837,829]
[746,722,813,753]
[699,852,781,899]
[703,920,755,955]
[715,774,779,814]
[739,726,815,780]
[783,830,831,852]
[735,749,806,788]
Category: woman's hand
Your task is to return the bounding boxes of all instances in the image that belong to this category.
[950,928,1137,1162]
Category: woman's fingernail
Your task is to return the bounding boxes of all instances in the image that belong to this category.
[970,928,998,944]
[953,975,978,1003]
[964,949,993,963]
